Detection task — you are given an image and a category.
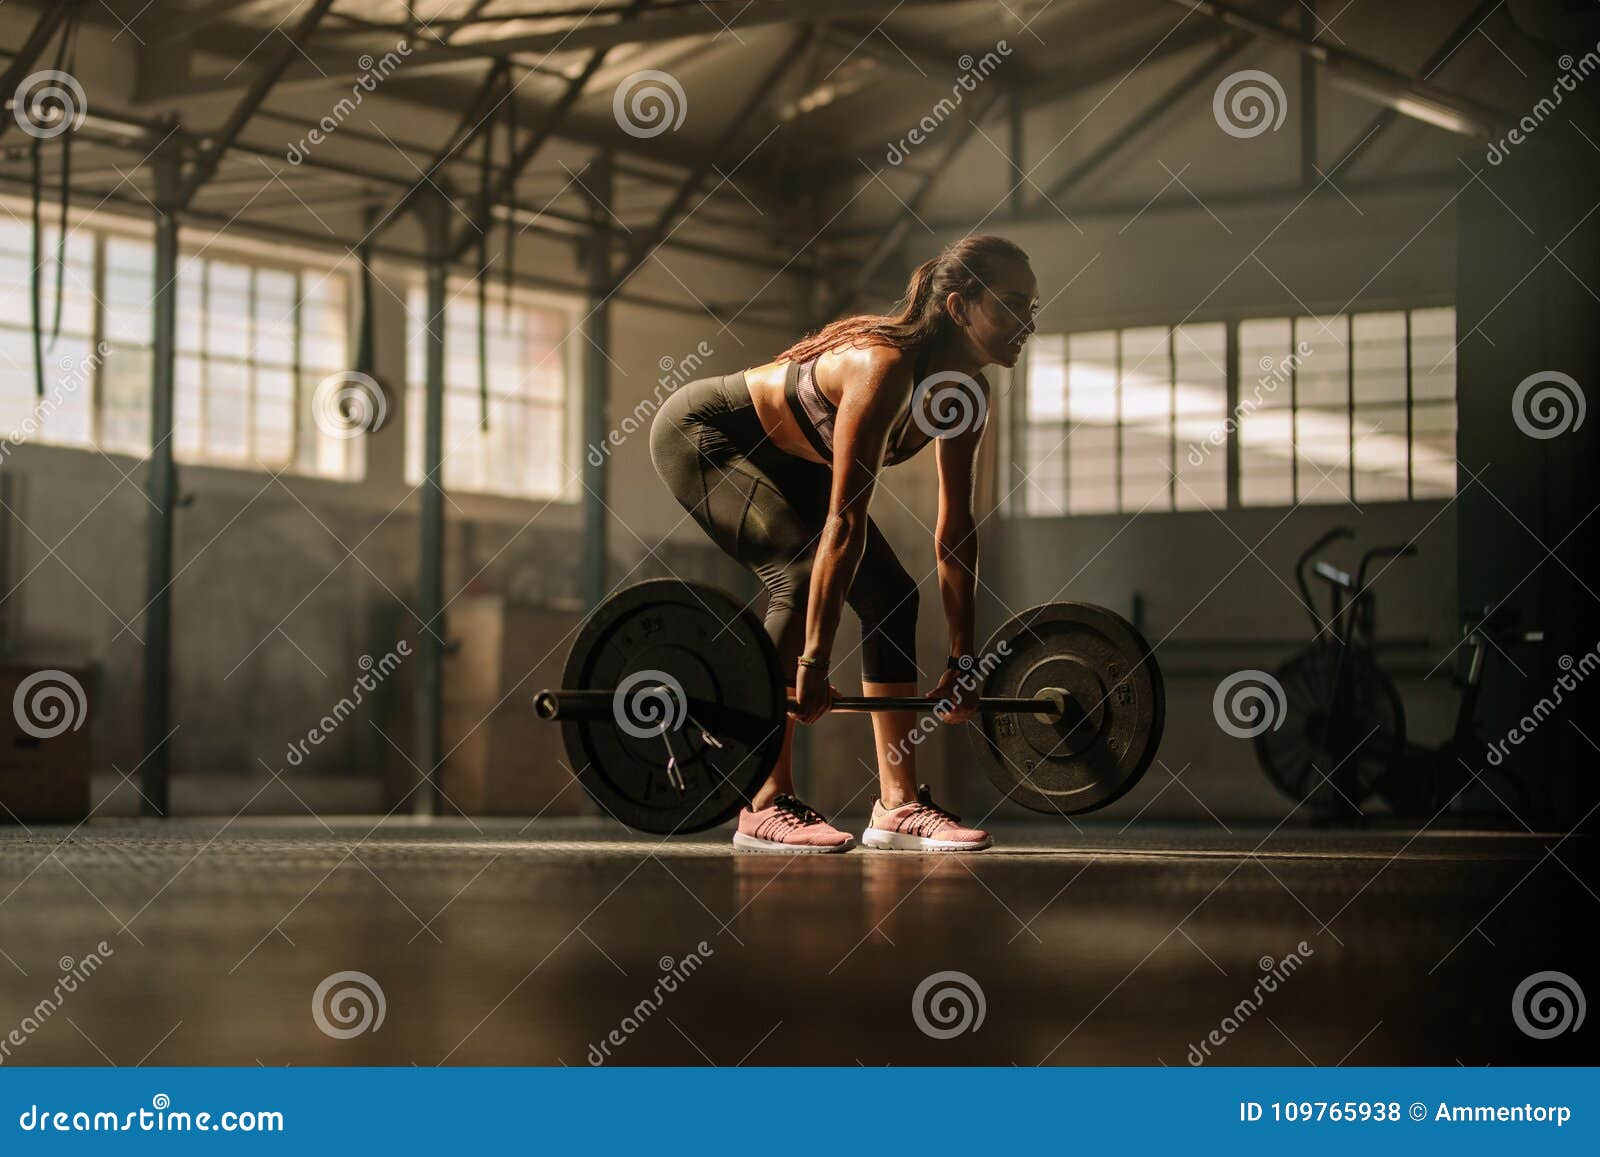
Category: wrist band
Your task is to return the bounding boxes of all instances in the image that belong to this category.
[798,655,829,672]
[947,654,975,672]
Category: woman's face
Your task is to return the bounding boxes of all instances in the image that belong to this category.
[951,257,1039,368]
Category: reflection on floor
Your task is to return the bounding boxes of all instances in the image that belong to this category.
[0,817,1592,1066]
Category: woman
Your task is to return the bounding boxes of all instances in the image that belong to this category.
[649,235,1037,853]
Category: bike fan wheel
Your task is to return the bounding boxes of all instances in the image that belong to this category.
[1255,643,1405,814]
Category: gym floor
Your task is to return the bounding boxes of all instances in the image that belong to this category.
[2,816,1589,1066]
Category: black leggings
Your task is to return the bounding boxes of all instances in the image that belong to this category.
[649,372,919,685]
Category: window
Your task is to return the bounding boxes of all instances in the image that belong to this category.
[1019,324,1227,515]
[404,283,577,500]
[1015,308,1455,514]
[1239,308,1455,505]
[0,213,359,480]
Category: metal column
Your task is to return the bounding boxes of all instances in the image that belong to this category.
[580,153,614,610]
[415,190,452,816]
[140,128,182,817]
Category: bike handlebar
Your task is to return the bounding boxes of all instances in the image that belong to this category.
[1355,543,1418,593]
[1296,526,1355,634]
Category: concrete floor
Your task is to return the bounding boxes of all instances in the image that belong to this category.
[0,817,1592,1066]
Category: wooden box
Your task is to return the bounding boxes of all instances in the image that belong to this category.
[435,598,589,817]
[0,664,93,824]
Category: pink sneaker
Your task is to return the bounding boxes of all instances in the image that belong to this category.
[733,794,854,854]
[863,785,992,851]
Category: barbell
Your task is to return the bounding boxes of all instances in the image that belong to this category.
[533,578,1164,835]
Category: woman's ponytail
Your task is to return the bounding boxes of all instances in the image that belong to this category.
[776,234,1029,364]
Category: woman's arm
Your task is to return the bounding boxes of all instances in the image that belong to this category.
[793,347,911,721]
[927,375,990,720]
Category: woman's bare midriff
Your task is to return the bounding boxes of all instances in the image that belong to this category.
[743,360,828,464]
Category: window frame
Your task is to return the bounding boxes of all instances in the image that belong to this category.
[403,275,584,504]
[1006,302,1457,517]
[0,198,359,482]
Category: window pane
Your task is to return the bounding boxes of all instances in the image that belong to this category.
[177,257,204,354]
[1026,335,1066,422]
[105,237,154,346]
[176,354,203,455]
[1352,311,1406,404]
[255,365,294,463]
[254,269,296,368]
[1238,318,1292,409]
[1409,307,1455,400]
[1173,322,1226,509]
[1068,426,1117,515]
[101,345,152,454]
[1022,423,1067,515]
[1119,326,1171,511]
[1239,407,1294,506]
[1412,400,1456,498]
[205,359,250,459]
[300,275,347,370]
[1353,404,1409,502]
[404,281,575,499]
[206,262,252,355]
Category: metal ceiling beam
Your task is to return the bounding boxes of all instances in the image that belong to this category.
[177,0,340,207]
[0,173,793,325]
[0,1,77,143]
[241,106,764,224]
[793,22,1232,189]
[144,0,285,47]
[134,0,973,101]
[611,28,812,292]
[373,57,510,238]
[446,0,651,263]
[1034,3,1298,208]
[1162,0,1501,136]
[1330,0,1506,174]
[833,170,1457,238]
[832,85,1005,314]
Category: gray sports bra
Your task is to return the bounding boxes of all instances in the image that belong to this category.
[783,345,937,467]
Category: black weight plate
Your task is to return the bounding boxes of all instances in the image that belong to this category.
[970,602,1164,816]
[559,579,786,834]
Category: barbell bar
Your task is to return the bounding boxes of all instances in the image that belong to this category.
[533,578,1164,835]
[533,689,1073,719]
